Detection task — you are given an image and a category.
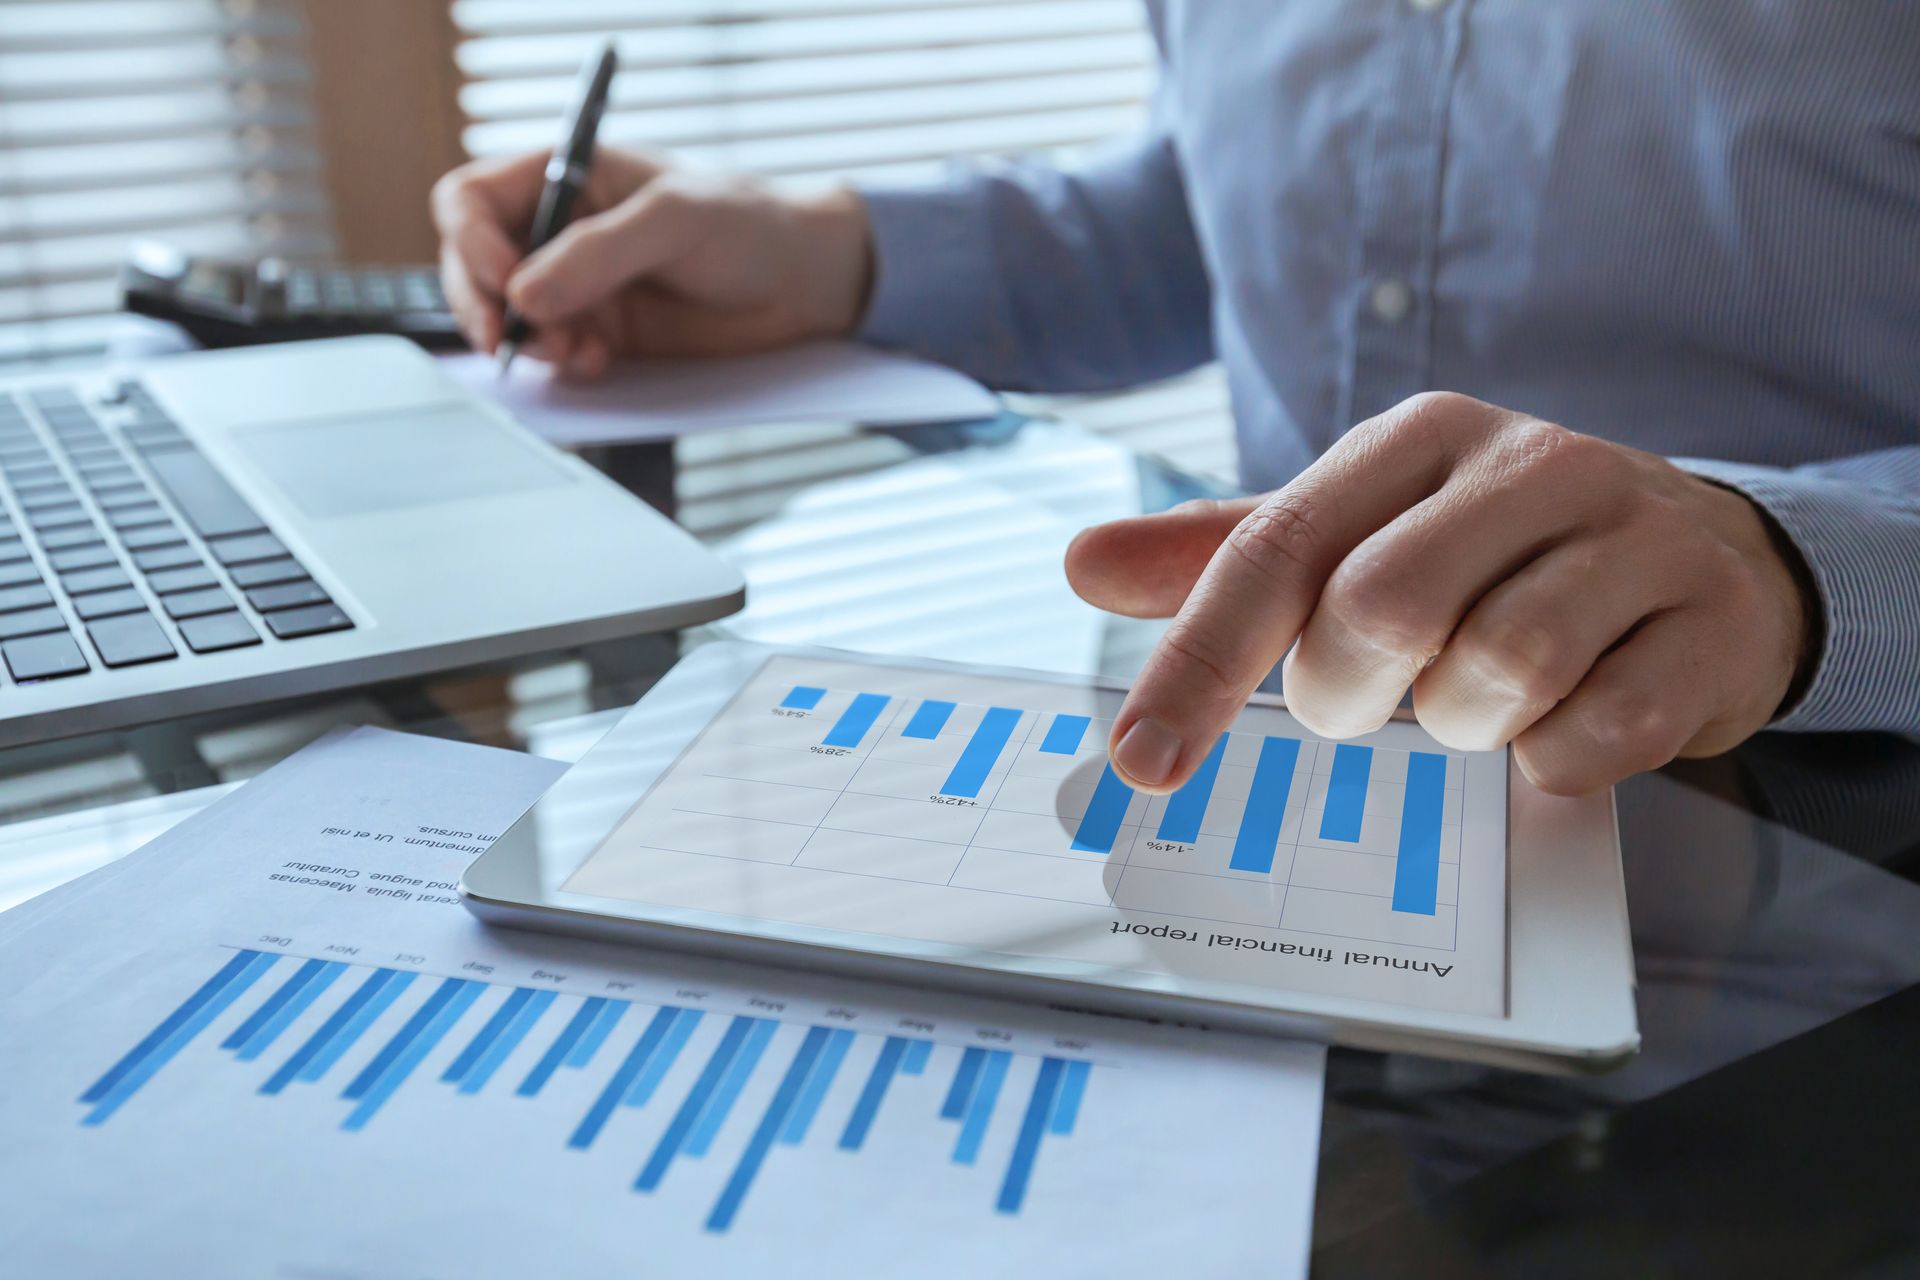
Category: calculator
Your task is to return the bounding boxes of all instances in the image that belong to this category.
[119,240,468,351]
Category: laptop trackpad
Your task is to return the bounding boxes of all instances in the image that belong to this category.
[233,405,572,518]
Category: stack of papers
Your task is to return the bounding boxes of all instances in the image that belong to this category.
[0,727,1324,1278]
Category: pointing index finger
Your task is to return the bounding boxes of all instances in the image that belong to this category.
[1107,395,1472,792]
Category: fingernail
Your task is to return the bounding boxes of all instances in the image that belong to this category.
[1114,718,1182,788]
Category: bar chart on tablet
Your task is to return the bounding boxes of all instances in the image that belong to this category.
[575,658,1492,949]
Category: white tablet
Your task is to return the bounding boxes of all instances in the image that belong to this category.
[463,642,1638,1072]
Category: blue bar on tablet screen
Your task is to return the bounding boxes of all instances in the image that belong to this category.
[902,699,956,739]
[823,693,889,747]
[780,686,825,710]
[1039,714,1090,754]
[1228,737,1301,873]
[940,706,1022,797]
[1156,734,1226,844]
[1071,763,1134,854]
[1392,752,1447,915]
[1318,744,1373,842]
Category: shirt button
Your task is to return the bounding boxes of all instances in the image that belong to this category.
[1369,278,1414,324]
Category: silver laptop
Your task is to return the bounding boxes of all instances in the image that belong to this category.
[0,336,744,747]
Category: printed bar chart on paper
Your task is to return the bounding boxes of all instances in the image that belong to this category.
[80,947,1095,1232]
[569,656,1510,1018]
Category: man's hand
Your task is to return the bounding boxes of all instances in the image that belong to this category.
[1066,393,1814,797]
[431,148,874,376]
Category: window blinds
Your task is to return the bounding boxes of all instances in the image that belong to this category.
[0,0,335,369]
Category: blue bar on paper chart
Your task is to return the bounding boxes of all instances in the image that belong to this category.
[686,1018,778,1156]
[823,693,889,747]
[442,988,534,1083]
[458,989,556,1094]
[624,1007,704,1107]
[636,1015,758,1191]
[517,996,608,1097]
[996,1057,1067,1215]
[1047,1058,1091,1135]
[941,1045,988,1118]
[84,949,264,1104]
[902,699,955,738]
[707,1026,833,1233]
[1318,744,1373,842]
[342,981,483,1130]
[780,686,825,710]
[568,1005,682,1149]
[1039,714,1090,754]
[81,950,277,1124]
[779,1027,855,1144]
[566,999,627,1068]
[1071,763,1134,854]
[344,977,470,1100]
[1229,737,1302,873]
[261,968,410,1094]
[838,1035,909,1150]
[222,957,327,1052]
[1156,734,1226,844]
[901,1038,932,1075]
[951,1049,1011,1165]
[1392,752,1447,916]
[939,706,1022,797]
[235,960,345,1062]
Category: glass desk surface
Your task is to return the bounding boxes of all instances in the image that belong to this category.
[2,417,1915,1277]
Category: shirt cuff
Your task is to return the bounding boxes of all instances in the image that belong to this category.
[855,179,1017,383]
[1677,457,1917,733]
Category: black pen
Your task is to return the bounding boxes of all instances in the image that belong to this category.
[496,39,619,376]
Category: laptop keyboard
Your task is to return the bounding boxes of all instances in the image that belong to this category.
[0,380,354,686]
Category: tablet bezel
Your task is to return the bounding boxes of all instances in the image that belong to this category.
[462,640,1638,1073]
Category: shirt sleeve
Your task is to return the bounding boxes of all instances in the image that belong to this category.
[854,56,1213,393]
[1677,448,1920,735]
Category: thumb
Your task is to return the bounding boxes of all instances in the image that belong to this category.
[1064,497,1263,618]
[505,185,699,326]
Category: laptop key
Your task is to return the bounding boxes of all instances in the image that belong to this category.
[94,485,153,508]
[0,608,67,641]
[61,565,132,595]
[177,610,261,654]
[27,503,90,531]
[0,583,54,613]
[0,562,39,589]
[160,586,234,620]
[263,603,353,639]
[120,523,184,552]
[226,557,307,589]
[246,579,330,613]
[3,632,89,681]
[49,544,117,573]
[0,538,28,564]
[207,532,288,566]
[144,565,216,595]
[133,544,199,572]
[86,612,177,667]
[39,525,103,551]
[106,503,169,531]
[73,588,148,621]
[20,487,77,512]
[137,446,267,540]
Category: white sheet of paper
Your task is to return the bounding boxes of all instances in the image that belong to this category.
[0,727,1324,1278]
[441,340,1001,446]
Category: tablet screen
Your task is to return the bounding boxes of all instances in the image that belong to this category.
[565,654,1509,1018]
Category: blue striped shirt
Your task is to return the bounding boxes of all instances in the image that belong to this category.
[859,0,1920,736]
